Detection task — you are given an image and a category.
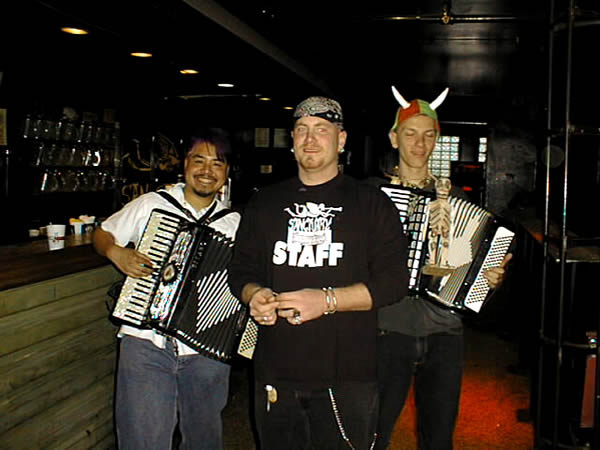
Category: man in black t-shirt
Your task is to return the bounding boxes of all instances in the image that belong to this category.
[229,96,408,449]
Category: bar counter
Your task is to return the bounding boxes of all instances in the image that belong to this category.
[514,213,600,264]
[0,232,122,448]
[0,233,111,291]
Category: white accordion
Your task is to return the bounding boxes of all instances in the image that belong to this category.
[380,184,514,314]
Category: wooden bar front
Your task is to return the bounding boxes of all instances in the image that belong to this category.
[0,236,123,449]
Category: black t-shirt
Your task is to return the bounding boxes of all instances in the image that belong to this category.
[229,174,408,387]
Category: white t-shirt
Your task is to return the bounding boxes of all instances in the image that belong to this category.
[101,183,241,355]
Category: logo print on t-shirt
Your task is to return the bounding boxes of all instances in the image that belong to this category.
[272,202,344,267]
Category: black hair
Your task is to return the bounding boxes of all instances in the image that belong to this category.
[187,128,232,164]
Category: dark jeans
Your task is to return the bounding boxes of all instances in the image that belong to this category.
[254,380,379,450]
[115,335,231,450]
[375,331,464,450]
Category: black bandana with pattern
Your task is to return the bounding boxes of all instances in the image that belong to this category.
[293,96,344,127]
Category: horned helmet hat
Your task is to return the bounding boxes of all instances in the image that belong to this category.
[390,86,449,133]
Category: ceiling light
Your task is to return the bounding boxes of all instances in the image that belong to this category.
[61,27,88,35]
[180,69,198,74]
[130,52,153,58]
[218,83,234,88]
[283,106,293,110]
[258,97,271,101]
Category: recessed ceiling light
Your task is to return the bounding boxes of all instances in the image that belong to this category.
[61,27,88,35]
[258,97,271,101]
[283,106,293,110]
[130,52,153,58]
[218,83,234,88]
[180,69,198,74]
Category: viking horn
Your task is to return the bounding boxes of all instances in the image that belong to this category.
[391,86,411,109]
[430,87,449,110]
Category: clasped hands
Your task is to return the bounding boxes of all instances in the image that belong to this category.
[249,287,327,327]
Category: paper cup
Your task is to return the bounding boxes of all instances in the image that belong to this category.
[47,224,66,251]
[72,222,84,235]
[83,216,96,234]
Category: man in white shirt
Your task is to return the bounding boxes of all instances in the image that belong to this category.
[93,128,240,450]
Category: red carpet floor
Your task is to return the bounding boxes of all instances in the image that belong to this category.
[387,324,533,449]
[223,323,534,449]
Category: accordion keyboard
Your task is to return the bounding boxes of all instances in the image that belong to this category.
[112,211,181,325]
[380,186,431,291]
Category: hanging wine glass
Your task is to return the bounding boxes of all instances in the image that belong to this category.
[77,170,89,192]
[22,114,33,139]
[82,145,93,166]
[55,143,71,166]
[41,143,56,166]
[63,169,79,192]
[32,140,45,166]
[46,169,61,192]
[61,119,77,142]
[40,119,56,141]
[31,116,42,139]
[70,144,85,167]
[100,147,113,167]
[53,119,63,141]
[91,146,102,167]
[39,169,49,193]
[88,170,99,191]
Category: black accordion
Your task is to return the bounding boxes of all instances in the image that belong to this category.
[112,208,257,361]
[380,184,514,314]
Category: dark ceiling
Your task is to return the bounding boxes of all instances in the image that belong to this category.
[0,0,551,132]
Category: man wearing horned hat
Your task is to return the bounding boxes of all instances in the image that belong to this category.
[373,87,512,449]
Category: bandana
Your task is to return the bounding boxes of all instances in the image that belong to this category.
[392,99,440,132]
[293,96,344,128]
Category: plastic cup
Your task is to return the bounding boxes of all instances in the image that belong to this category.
[72,222,84,235]
[47,224,66,251]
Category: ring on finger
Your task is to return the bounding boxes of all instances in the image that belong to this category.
[293,309,301,325]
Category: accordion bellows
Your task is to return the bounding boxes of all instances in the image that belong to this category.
[112,208,256,361]
[380,185,514,314]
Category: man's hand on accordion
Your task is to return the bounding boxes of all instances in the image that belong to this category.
[483,253,513,289]
[108,246,154,279]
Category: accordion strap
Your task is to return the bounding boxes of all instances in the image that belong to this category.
[155,190,234,225]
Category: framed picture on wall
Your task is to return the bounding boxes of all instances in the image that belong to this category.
[273,128,289,148]
[254,127,270,148]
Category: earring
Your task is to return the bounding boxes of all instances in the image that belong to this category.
[339,148,345,154]
[290,148,295,153]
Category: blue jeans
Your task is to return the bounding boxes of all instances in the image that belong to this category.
[115,335,231,450]
[254,380,379,450]
[375,332,464,450]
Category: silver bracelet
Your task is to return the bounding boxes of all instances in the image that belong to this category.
[323,286,338,315]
